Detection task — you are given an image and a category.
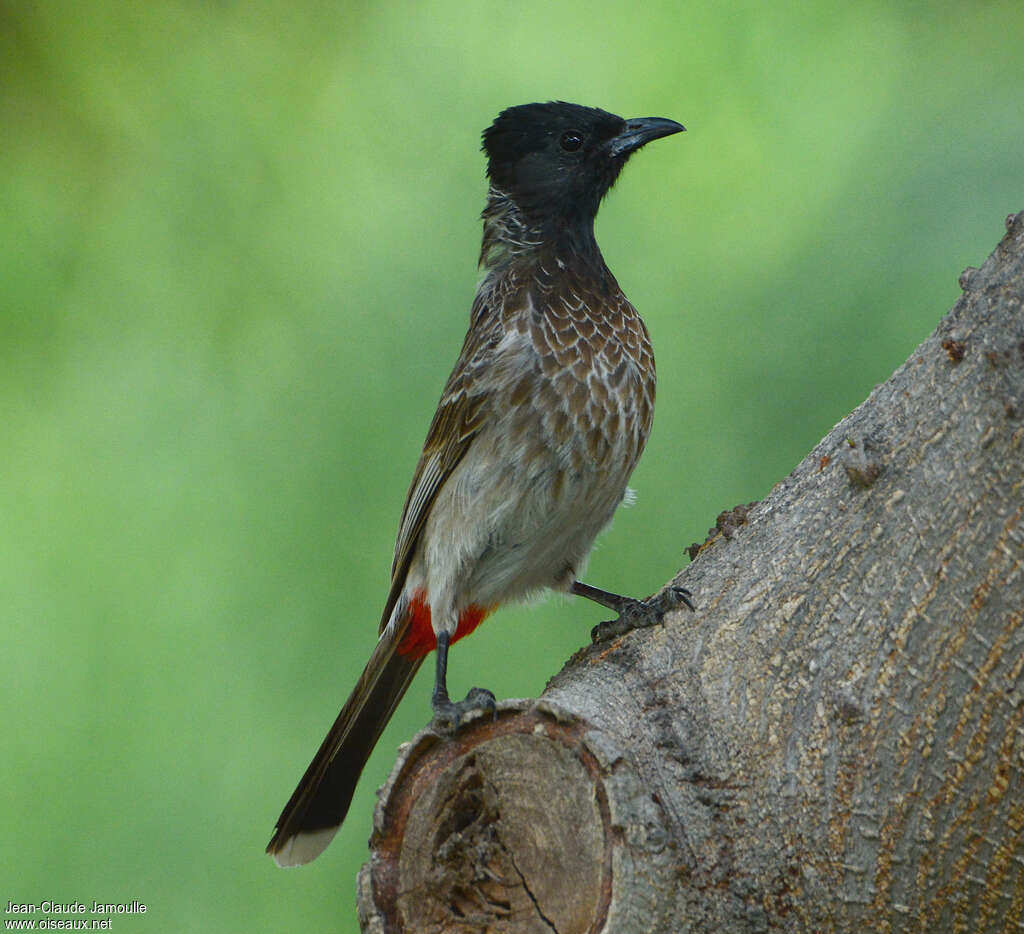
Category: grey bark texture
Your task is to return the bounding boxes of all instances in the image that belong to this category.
[357,213,1024,933]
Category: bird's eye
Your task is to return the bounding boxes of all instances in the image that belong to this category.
[560,131,583,152]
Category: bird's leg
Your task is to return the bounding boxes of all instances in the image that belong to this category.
[430,630,496,733]
[571,580,695,643]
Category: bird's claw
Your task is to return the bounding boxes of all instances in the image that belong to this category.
[591,585,694,643]
[430,686,497,734]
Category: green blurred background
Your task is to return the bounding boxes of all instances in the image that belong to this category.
[2,0,1020,929]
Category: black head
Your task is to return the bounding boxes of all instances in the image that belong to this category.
[482,101,684,230]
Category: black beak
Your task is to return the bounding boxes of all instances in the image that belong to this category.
[609,116,686,158]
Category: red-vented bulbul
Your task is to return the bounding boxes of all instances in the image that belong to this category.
[267,101,688,866]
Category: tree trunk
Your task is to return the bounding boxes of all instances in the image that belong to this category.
[357,212,1024,933]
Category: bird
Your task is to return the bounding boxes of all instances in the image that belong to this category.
[267,101,689,867]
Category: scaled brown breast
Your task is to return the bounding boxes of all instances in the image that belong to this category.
[518,254,656,478]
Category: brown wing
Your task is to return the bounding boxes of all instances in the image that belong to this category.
[377,292,503,633]
[268,293,506,863]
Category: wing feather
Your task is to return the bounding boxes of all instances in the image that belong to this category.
[378,295,500,633]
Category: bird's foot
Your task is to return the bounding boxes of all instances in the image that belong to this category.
[430,686,497,734]
[591,585,695,643]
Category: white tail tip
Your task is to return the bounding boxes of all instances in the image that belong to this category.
[271,825,339,867]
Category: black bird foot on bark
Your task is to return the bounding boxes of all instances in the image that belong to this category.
[430,687,497,734]
[587,585,695,643]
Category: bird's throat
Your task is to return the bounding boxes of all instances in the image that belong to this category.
[480,187,600,271]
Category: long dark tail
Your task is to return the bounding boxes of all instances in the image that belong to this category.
[266,633,422,866]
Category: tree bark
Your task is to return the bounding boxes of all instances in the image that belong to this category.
[357,212,1024,933]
